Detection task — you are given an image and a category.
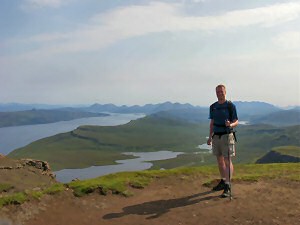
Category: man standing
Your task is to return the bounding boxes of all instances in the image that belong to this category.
[207,84,238,198]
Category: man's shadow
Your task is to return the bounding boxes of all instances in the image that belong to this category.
[103,190,218,220]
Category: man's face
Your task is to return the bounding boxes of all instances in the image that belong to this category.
[216,87,226,100]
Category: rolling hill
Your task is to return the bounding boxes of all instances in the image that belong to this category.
[256,146,300,163]
[0,109,108,127]
[249,109,300,126]
[8,113,300,171]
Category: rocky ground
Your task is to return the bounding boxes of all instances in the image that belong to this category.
[0,156,56,193]
[1,174,299,225]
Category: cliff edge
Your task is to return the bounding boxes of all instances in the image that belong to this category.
[0,155,56,193]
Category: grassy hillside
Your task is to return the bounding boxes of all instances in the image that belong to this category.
[272,146,300,157]
[67,163,300,197]
[232,124,300,162]
[1,162,299,207]
[8,116,208,170]
[8,115,300,171]
[256,146,300,164]
[0,109,108,127]
[149,126,300,169]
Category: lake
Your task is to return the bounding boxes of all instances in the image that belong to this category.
[0,113,144,155]
[0,113,209,182]
[55,150,183,183]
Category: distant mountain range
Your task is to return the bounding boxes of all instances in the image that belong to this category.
[0,101,283,113]
[85,101,298,126]
[0,101,299,127]
[233,101,281,117]
[86,102,198,114]
[250,109,300,126]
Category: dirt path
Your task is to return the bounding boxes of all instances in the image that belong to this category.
[1,176,300,225]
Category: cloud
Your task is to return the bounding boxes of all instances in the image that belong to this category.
[272,31,300,50]
[21,0,72,9]
[15,1,300,57]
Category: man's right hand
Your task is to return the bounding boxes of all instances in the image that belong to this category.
[207,137,212,145]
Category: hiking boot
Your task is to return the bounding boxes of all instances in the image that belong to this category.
[221,184,231,198]
[212,179,225,191]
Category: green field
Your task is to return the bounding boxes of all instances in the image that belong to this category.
[8,115,300,171]
[272,146,300,158]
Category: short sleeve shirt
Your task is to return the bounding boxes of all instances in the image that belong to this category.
[209,101,238,133]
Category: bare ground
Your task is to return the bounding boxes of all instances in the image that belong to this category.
[1,175,299,225]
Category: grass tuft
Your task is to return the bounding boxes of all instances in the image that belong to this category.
[42,183,65,195]
[0,183,14,193]
[0,192,27,207]
[0,183,65,207]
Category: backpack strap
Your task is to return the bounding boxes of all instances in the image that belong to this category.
[227,100,233,122]
[227,100,238,142]
[209,102,216,115]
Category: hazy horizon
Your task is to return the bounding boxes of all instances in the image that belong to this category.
[0,100,299,109]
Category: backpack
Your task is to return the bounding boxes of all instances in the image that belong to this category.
[210,100,237,141]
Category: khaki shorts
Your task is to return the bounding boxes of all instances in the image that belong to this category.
[212,133,236,157]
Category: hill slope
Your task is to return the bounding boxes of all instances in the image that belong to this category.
[0,156,56,192]
[0,109,108,127]
[0,163,299,225]
[8,114,300,171]
[256,146,300,163]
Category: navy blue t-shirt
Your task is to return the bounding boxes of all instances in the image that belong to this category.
[209,101,238,133]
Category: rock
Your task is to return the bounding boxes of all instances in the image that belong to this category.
[32,187,42,192]
[0,166,13,170]
[20,159,56,179]
[0,157,56,181]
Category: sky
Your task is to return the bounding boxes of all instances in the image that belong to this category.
[1,0,300,107]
